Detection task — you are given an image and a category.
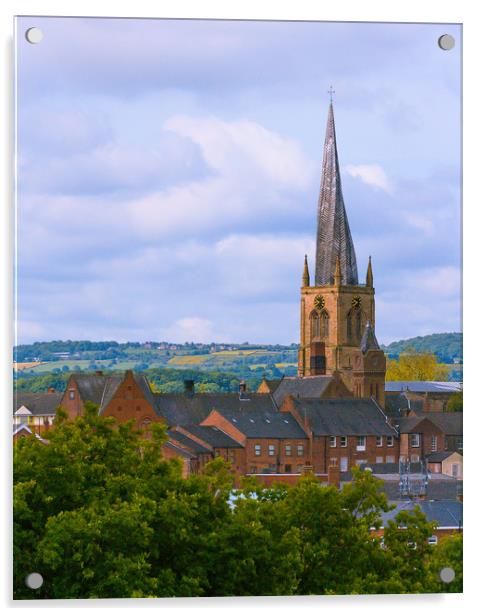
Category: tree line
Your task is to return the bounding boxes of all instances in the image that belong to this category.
[14,406,462,599]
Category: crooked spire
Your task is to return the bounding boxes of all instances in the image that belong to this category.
[314,102,359,286]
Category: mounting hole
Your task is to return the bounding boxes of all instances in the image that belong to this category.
[25,27,44,44]
[439,567,455,583]
[25,572,44,589]
[438,34,455,51]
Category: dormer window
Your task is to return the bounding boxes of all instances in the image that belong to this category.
[68,389,75,400]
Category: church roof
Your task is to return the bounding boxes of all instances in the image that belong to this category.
[315,102,358,286]
[272,375,334,407]
[360,321,380,354]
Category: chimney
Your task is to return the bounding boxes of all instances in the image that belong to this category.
[47,387,55,394]
[239,381,248,399]
[327,459,340,489]
[184,379,195,396]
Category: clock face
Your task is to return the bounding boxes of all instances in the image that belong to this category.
[351,296,361,309]
[314,295,325,311]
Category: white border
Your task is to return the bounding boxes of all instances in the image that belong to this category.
[2,0,479,614]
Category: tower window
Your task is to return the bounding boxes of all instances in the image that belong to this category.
[310,311,320,339]
[321,310,329,338]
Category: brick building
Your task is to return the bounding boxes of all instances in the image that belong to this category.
[279,397,398,473]
[395,413,462,464]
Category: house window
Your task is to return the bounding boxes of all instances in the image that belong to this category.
[285,444,292,456]
[340,436,347,448]
[410,434,420,448]
[254,444,261,456]
[250,466,257,474]
[297,444,304,456]
[69,389,75,400]
[296,464,303,472]
[355,459,367,466]
[431,436,437,451]
[456,437,463,450]
[410,454,420,463]
[356,436,366,451]
[340,457,348,471]
[285,464,292,473]
[376,436,383,447]
[329,436,337,447]
[268,444,275,456]
[376,456,384,464]
[386,455,395,464]
[428,536,438,545]
[451,464,460,478]
[387,436,394,447]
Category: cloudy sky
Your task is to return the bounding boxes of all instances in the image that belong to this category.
[15,17,461,346]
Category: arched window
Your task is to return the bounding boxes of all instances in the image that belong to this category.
[355,310,362,340]
[310,310,320,339]
[347,307,364,344]
[321,310,329,338]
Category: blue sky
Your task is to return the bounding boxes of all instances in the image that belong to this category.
[15,17,461,345]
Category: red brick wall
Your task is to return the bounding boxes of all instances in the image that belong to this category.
[59,377,85,420]
[101,371,163,430]
[244,438,310,474]
[316,435,399,472]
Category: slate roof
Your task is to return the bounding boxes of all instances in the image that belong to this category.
[163,441,196,459]
[155,392,278,427]
[272,375,334,407]
[14,392,63,416]
[379,500,463,529]
[426,451,461,463]
[385,381,462,394]
[73,374,116,405]
[259,378,282,393]
[397,413,462,435]
[181,424,243,448]
[214,409,308,439]
[290,398,397,436]
[167,430,212,454]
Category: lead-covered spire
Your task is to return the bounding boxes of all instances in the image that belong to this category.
[314,102,358,286]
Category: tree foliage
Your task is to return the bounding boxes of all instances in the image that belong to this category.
[385,348,450,381]
[14,409,462,598]
[447,391,463,413]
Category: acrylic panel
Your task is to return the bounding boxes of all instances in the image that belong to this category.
[14,16,462,599]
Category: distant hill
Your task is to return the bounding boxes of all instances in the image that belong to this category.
[381,333,462,364]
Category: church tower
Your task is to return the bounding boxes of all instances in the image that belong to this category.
[298,99,386,406]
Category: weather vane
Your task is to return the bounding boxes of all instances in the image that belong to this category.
[328,85,335,102]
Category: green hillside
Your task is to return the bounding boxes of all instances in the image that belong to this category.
[381,332,462,364]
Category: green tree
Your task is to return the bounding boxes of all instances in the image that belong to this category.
[386,348,449,381]
[447,391,463,412]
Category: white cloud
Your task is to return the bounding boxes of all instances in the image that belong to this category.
[158,317,217,344]
[345,164,393,193]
